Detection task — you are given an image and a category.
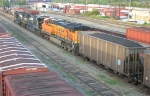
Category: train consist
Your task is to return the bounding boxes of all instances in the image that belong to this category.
[0,26,83,96]
[3,8,150,92]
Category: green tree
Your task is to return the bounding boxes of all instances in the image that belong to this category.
[0,0,9,7]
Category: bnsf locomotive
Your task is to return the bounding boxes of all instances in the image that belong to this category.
[12,9,150,92]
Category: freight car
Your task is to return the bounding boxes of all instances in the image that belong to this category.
[0,26,83,96]
[126,27,150,45]
[78,31,149,84]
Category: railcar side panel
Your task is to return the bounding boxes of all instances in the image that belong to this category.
[143,53,150,88]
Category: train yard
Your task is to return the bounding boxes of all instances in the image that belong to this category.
[0,11,121,96]
[1,7,150,96]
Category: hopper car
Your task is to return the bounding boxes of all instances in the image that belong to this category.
[0,25,83,96]
[3,8,150,92]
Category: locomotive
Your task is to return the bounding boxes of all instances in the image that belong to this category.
[12,9,150,92]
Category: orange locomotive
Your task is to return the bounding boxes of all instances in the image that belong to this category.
[41,17,90,54]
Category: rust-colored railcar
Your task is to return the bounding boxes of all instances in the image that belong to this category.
[24,9,39,15]
[78,31,147,82]
[126,27,150,44]
[0,26,11,37]
[0,36,83,96]
[4,71,83,96]
[0,37,48,96]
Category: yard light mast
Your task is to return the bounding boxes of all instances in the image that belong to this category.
[85,0,87,12]
[128,0,131,21]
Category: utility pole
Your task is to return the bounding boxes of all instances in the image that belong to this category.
[2,0,3,7]
[21,0,22,5]
[36,0,38,10]
[118,0,120,20]
[128,0,131,21]
[9,0,10,8]
[85,0,87,12]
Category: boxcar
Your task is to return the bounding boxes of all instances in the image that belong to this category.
[0,36,83,96]
[0,37,48,96]
[4,71,83,96]
[78,31,147,83]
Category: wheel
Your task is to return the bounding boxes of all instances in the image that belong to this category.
[147,88,150,93]
[138,83,144,88]
[124,77,130,83]
[89,59,93,62]
[105,65,109,70]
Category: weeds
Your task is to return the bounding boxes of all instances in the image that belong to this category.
[124,91,131,95]
[97,74,123,85]
[85,90,97,96]
[97,74,106,79]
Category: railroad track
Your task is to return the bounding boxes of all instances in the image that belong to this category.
[0,12,122,96]
[51,12,141,28]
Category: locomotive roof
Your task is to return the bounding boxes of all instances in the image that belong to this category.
[57,22,83,31]
[66,23,83,31]
[83,32,142,47]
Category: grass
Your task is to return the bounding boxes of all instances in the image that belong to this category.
[124,91,131,95]
[66,74,76,82]
[81,14,110,20]
[142,22,150,27]
[54,65,60,68]
[104,79,122,85]
[85,90,97,96]
[97,74,106,79]
[97,74,123,86]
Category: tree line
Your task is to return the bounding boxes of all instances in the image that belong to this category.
[52,0,150,8]
[0,0,150,8]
